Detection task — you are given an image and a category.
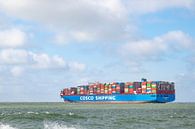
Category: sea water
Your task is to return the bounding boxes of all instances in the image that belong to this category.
[0,103,195,129]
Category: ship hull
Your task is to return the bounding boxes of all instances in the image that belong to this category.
[61,94,175,103]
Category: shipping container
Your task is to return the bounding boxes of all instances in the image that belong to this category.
[133,82,141,90]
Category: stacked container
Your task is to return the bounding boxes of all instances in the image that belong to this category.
[146,81,152,94]
[93,84,97,94]
[97,84,101,94]
[124,82,134,94]
[63,88,70,95]
[124,82,129,94]
[100,84,105,94]
[111,83,116,94]
[141,82,147,94]
[108,84,112,94]
[171,82,175,94]
[77,87,80,95]
[119,82,125,94]
[137,88,142,94]
[80,86,84,95]
[70,87,77,95]
[151,82,157,94]
[128,82,134,94]
[104,83,109,94]
[116,83,120,94]
[61,80,175,96]
[169,82,175,94]
[133,82,141,94]
[89,85,94,95]
[82,86,86,95]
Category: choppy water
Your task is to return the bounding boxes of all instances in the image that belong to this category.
[0,103,195,129]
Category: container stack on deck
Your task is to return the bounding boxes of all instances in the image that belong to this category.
[61,81,175,96]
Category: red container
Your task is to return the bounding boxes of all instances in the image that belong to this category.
[83,90,88,95]
[63,88,71,95]
[129,89,134,94]
[100,84,104,89]
[97,89,100,94]
[126,82,133,86]
[112,89,116,94]
[116,85,120,90]
[100,84,105,94]
[136,88,142,94]
[108,86,112,94]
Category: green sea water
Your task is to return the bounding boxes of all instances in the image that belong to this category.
[0,103,195,129]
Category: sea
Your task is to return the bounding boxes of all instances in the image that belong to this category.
[0,103,194,129]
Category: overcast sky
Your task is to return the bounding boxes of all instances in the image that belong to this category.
[0,0,195,102]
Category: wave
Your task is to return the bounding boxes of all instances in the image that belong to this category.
[27,111,39,114]
[0,123,18,129]
[68,112,74,116]
[44,122,80,129]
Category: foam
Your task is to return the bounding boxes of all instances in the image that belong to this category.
[44,122,79,129]
[0,124,18,129]
[68,112,74,116]
[27,111,39,114]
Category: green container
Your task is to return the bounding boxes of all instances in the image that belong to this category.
[77,89,80,94]
[128,85,134,88]
[146,83,151,87]
[83,86,89,90]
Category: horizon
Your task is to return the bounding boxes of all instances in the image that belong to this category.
[0,0,195,102]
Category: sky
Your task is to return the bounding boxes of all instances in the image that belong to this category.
[0,0,195,102]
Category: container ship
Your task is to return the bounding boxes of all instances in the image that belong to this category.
[60,79,175,103]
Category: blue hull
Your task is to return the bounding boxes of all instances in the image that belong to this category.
[62,94,175,103]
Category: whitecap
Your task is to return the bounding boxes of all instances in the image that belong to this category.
[44,122,80,129]
[27,111,39,114]
[68,112,74,116]
[45,111,50,114]
[27,111,34,114]
[170,115,173,118]
[0,123,18,129]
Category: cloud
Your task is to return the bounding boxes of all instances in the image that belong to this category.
[0,49,29,64]
[30,53,66,69]
[0,0,131,43]
[0,0,194,45]
[120,30,193,60]
[0,28,27,48]
[10,66,24,77]
[0,49,86,76]
[68,62,86,72]
[30,53,86,71]
[126,0,194,15]
[54,30,94,45]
